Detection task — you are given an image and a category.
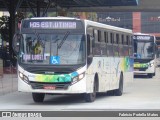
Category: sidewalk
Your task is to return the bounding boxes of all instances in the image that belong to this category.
[0,73,18,96]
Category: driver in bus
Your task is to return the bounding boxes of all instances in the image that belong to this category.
[34,40,43,54]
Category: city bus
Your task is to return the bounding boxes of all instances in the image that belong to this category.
[156,47,160,67]
[133,33,157,78]
[12,17,134,103]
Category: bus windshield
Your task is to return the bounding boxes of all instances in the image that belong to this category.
[19,32,85,65]
[134,40,154,59]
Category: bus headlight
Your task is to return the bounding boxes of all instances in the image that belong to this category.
[72,73,85,84]
[149,62,154,67]
[19,71,30,84]
[79,73,85,80]
[19,72,23,78]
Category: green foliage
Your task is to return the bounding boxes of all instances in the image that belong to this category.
[47,12,57,17]
[0,16,9,29]
[15,12,25,21]
[0,16,9,42]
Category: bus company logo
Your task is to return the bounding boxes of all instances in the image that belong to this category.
[45,71,55,74]
[99,16,121,22]
[2,112,11,117]
[149,16,160,22]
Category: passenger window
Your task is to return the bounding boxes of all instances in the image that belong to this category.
[116,34,119,44]
[93,29,98,42]
[110,33,114,44]
[126,35,130,45]
[121,35,124,44]
[104,32,108,43]
[98,30,101,42]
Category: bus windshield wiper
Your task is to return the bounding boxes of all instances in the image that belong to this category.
[34,30,45,48]
[57,31,70,49]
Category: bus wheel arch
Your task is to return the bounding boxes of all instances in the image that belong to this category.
[84,73,99,102]
[114,72,123,96]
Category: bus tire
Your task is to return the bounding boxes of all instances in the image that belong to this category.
[153,72,155,76]
[114,74,123,96]
[32,93,45,103]
[148,73,153,78]
[84,80,97,102]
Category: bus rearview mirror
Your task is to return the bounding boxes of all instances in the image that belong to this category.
[12,33,22,55]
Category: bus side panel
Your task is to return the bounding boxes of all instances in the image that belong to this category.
[121,57,134,92]
[86,57,111,93]
[109,57,133,91]
[86,56,133,93]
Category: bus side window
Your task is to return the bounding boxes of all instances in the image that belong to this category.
[122,34,124,44]
[107,32,114,57]
[126,35,129,45]
[124,35,129,56]
[110,32,114,44]
[87,34,95,55]
[94,29,98,42]
[121,34,125,56]
[104,31,108,43]
[101,31,105,43]
[98,30,101,42]
[87,34,94,65]
[116,33,119,44]
[114,33,119,57]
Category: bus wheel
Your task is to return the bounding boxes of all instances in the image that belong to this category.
[114,74,123,96]
[84,81,96,102]
[153,72,155,76]
[32,93,45,103]
[148,73,153,78]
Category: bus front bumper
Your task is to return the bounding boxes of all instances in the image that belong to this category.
[18,77,87,94]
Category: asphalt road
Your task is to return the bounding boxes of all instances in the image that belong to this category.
[1,69,160,120]
[0,68,160,111]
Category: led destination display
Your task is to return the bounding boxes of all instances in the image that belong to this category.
[22,20,84,29]
[29,21,77,29]
[133,35,153,40]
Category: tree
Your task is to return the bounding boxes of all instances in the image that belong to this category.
[0,16,9,44]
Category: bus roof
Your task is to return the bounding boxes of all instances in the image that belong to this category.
[133,32,155,36]
[84,19,132,34]
[25,16,79,20]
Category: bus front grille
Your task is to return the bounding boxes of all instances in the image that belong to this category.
[134,68,148,71]
[30,82,71,90]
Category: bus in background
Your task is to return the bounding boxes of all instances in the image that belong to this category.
[12,17,133,103]
[133,33,157,78]
[156,39,160,67]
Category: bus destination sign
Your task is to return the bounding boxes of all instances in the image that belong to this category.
[27,21,77,29]
[133,35,153,40]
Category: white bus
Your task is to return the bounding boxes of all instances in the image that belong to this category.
[156,46,160,67]
[12,17,134,103]
[133,33,157,78]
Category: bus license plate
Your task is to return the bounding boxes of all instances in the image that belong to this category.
[44,85,56,90]
[134,69,139,71]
